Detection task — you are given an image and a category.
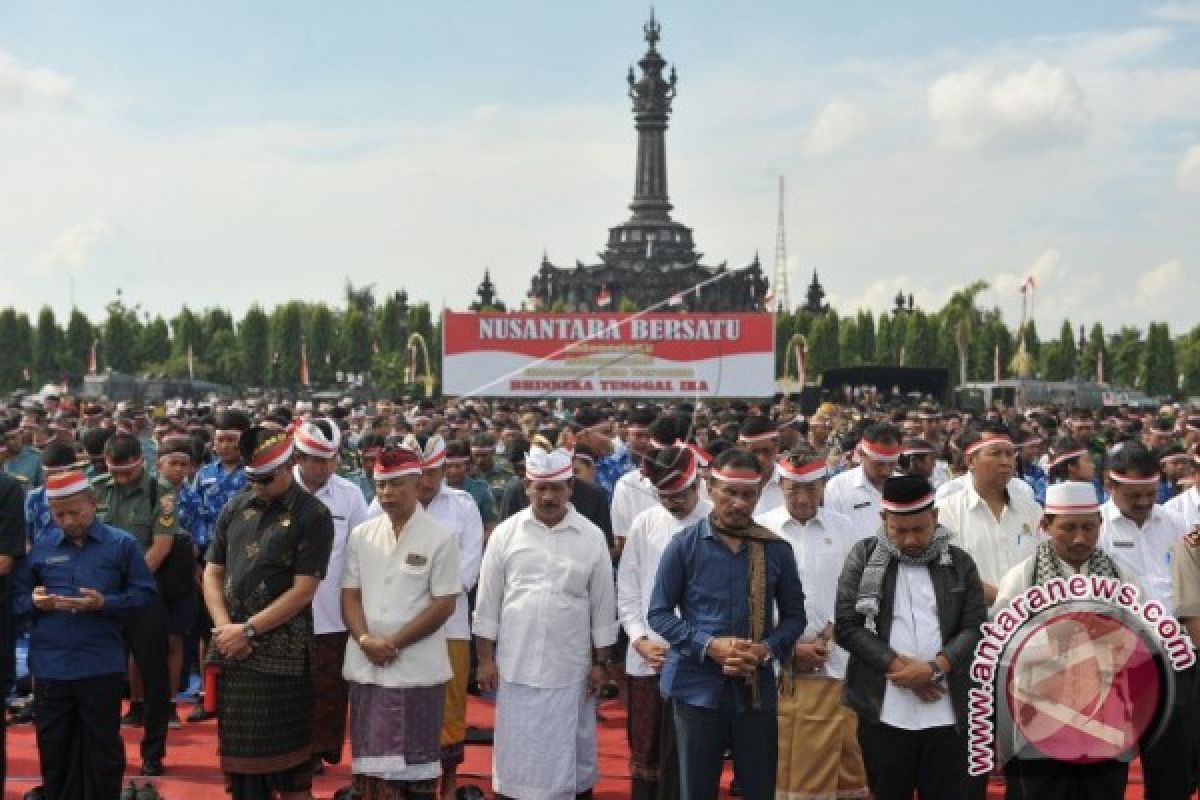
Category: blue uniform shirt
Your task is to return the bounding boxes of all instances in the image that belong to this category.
[191,460,246,552]
[4,446,43,489]
[12,519,157,680]
[648,517,806,711]
[1021,464,1047,507]
[594,447,634,500]
[24,486,56,546]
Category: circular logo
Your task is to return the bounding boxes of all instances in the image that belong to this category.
[1002,608,1166,764]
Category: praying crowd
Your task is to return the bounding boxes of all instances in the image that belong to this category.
[2,392,1200,800]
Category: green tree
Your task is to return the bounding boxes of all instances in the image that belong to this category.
[938,280,989,385]
[901,311,938,367]
[875,313,895,365]
[1082,323,1107,382]
[838,315,861,367]
[103,300,140,373]
[1109,327,1143,388]
[0,309,33,390]
[376,291,410,354]
[1041,320,1077,380]
[171,307,202,361]
[308,304,338,386]
[1180,324,1200,396]
[208,329,243,386]
[269,302,307,386]
[1140,322,1177,397]
[807,312,840,375]
[339,308,372,376]
[63,309,94,377]
[972,312,1014,381]
[855,311,875,364]
[32,307,62,385]
[137,316,172,369]
[238,306,270,386]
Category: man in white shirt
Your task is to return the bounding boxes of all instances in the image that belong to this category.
[474,446,619,800]
[397,434,484,800]
[1165,461,1200,529]
[292,418,370,773]
[340,445,461,799]
[616,445,710,800]
[738,416,785,516]
[610,410,669,559]
[756,445,870,800]
[935,426,1042,609]
[835,475,987,800]
[1096,443,1193,800]
[824,423,903,536]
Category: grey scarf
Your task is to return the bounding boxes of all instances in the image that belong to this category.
[855,525,954,634]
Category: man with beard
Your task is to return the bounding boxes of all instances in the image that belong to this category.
[203,425,334,800]
[647,448,806,800]
[474,446,618,799]
[835,475,986,800]
[617,445,711,800]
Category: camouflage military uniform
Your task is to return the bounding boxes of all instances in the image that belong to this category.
[3,446,43,491]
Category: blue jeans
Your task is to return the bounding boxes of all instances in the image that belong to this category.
[672,682,776,800]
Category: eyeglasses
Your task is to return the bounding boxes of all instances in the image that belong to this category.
[246,469,279,485]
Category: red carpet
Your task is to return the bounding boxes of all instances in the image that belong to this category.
[2,697,1149,798]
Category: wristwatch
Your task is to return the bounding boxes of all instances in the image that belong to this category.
[243,622,258,640]
[928,661,946,684]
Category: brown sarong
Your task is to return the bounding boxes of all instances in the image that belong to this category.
[350,681,445,781]
[441,639,471,767]
[776,676,867,799]
[311,631,349,763]
[217,666,313,797]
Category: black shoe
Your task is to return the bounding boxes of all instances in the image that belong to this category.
[332,787,359,800]
[140,760,164,777]
[311,757,325,775]
[187,705,214,722]
[23,787,46,800]
[9,704,35,725]
[121,703,144,727]
[119,783,137,800]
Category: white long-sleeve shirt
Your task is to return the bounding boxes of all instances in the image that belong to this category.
[611,470,658,541]
[617,498,712,676]
[1166,486,1200,530]
[473,506,619,689]
[295,468,371,635]
[823,465,883,538]
[1098,500,1187,615]
[936,478,1043,594]
[755,505,869,680]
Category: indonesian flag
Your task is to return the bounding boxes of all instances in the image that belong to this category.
[88,339,98,375]
[795,338,807,388]
[1098,349,1105,384]
[596,286,612,308]
[300,339,310,387]
[1019,275,1037,294]
[187,342,195,380]
[668,292,684,307]
[994,344,1001,382]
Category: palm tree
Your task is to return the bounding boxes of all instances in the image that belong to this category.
[939,280,989,384]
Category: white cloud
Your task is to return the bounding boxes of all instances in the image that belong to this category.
[928,61,1091,152]
[470,103,504,123]
[0,49,77,110]
[802,100,870,158]
[31,217,114,274]
[988,249,1065,295]
[1178,144,1200,191]
[1136,259,1184,308]
[1149,1,1200,24]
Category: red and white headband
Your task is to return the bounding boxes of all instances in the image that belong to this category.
[964,433,1013,458]
[294,419,341,459]
[738,430,779,444]
[526,446,574,482]
[673,439,713,468]
[247,432,294,477]
[1107,471,1159,486]
[652,453,698,494]
[710,466,762,486]
[374,446,422,481]
[881,492,935,514]
[858,440,903,463]
[1048,448,1088,469]
[45,470,90,499]
[777,457,826,484]
[106,456,145,474]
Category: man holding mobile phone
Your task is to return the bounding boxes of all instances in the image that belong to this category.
[12,469,157,800]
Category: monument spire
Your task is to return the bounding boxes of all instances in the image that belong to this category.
[626,10,677,222]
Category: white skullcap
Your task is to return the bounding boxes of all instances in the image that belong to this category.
[1044,481,1101,515]
[526,446,574,483]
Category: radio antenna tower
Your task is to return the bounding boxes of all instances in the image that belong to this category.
[772,176,790,312]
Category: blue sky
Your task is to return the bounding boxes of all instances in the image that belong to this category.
[2,1,1199,333]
